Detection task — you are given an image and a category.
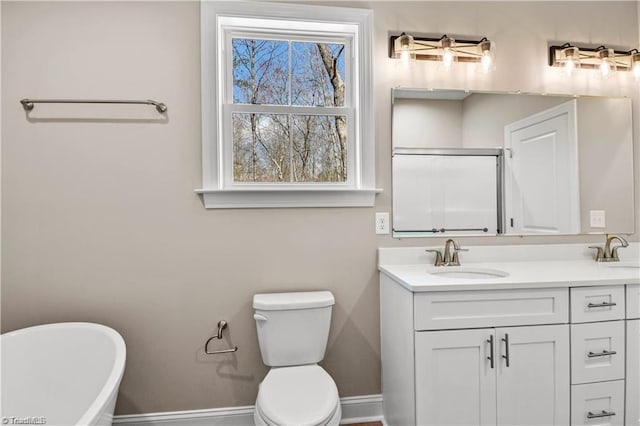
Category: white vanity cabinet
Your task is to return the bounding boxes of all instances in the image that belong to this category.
[414,325,569,426]
[379,244,639,426]
[380,274,639,426]
[380,273,571,426]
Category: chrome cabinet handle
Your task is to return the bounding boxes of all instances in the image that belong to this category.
[587,410,616,419]
[501,333,510,367]
[587,350,617,358]
[587,301,617,308]
[487,335,495,369]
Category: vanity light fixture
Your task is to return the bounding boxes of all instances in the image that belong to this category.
[630,49,640,81]
[389,33,495,72]
[549,43,640,80]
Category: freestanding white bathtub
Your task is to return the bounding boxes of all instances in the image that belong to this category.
[1,322,126,426]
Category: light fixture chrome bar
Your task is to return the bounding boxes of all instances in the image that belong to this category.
[20,98,168,113]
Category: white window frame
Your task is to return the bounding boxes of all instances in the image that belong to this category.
[198,1,375,208]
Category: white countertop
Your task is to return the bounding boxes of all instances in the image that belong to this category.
[379,243,640,292]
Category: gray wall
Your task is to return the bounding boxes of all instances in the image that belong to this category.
[2,0,638,416]
[394,98,464,148]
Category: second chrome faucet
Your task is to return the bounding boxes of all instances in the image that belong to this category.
[589,234,629,262]
[426,239,468,266]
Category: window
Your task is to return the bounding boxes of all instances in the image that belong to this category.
[199,2,375,208]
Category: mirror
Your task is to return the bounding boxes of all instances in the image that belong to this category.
[392,88,635,237]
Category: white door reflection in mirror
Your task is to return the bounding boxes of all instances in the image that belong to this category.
[505,100,580,234]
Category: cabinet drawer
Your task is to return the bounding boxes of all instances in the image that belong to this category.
[570,286,625,323]
[571,321,625,384]
[571,381,624,426]
[628,284,640,319]
[413,288,568,330]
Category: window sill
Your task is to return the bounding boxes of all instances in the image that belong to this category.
[194,188,381,209]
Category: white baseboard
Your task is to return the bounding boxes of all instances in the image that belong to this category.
[113,394,383,426]
[340,394,384,423]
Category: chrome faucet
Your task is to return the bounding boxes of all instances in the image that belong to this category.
[589,234,629,262]
[426,239,468,266]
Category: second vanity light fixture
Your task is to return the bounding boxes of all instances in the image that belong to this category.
[390,33,495,73]
[549,43,640,80]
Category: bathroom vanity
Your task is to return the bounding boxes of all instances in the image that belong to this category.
[379,244,640,426]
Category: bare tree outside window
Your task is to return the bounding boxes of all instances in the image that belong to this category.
[232,38,347,183]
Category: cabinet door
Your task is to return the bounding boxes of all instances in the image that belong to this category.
[628,319,640,426]
[496,324,570,425]
[415,329,497,426]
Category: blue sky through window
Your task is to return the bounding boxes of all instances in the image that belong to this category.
[232,38,345,107]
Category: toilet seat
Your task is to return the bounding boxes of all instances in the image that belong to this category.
[255,365,340,426]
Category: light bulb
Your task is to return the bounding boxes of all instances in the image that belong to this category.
[481,52,492,73]
[400,49,411,66]
[478,39,494,74]
[596,48,616,80]
[440,36,456,70]
[395,33,415,66]
[561,46,580,77]
[564,58,576,76]
[600,61,612,78]
[442,48,454,69]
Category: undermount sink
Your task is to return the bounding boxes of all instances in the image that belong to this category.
[428,267,510,280]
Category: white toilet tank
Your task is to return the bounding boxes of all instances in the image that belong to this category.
[253,291,335,367]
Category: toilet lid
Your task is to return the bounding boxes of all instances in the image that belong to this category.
[256,365,339,426]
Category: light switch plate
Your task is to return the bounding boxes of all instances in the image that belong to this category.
[590,210,606,228]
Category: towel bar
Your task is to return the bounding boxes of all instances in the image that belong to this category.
[20,98,167,113]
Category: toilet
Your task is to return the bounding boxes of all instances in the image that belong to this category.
[253,291,341,426]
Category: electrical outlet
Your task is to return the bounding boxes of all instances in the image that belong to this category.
[590,210,606,228]
[376,212,390,234]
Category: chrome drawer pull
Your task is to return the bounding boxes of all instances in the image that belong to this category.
[487,335,495,369]
[587,350,617,358]
[501,333,510,367]
[587,301,617,308]
[587,410,616,419]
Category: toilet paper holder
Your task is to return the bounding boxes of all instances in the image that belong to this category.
[205,320,238,355]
